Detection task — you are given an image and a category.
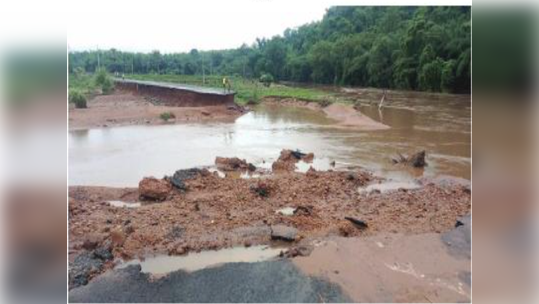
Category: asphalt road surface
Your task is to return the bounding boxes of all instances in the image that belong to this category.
[69,259,351,303]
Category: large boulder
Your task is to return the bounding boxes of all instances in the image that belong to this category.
[138,177,171,201]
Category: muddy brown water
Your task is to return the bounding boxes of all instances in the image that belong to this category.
[69,95,470,187]
[117,245,284,274]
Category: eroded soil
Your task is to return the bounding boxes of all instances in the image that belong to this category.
[69,165,470,270]
[69,91,245,130]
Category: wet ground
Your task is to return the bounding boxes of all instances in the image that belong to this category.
[69,87,471,302]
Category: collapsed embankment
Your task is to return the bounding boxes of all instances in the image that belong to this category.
[69,149,470,290]
[69,92,246,130]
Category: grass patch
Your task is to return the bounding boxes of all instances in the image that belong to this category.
[160,111,176,121]
[128,74,336,105]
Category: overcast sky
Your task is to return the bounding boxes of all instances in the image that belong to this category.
[67,1,330,53]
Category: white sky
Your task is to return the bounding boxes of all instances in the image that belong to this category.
[67,0,331,53]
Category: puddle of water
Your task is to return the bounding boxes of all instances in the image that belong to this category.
[117,245,284,274]
[107,200,141,208]
[359,181,421,194]
[276,207,296,216]
[70,95,470,187]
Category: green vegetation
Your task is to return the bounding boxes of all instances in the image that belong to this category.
[69,7,470,94]
[69,67,115,105]
[69,89,87,108]
[259,74,274,87]
[160,111,176,121]
[129,74,332,104]
[94,68,114,94]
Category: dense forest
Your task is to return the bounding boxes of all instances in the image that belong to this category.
[69,6,470,93]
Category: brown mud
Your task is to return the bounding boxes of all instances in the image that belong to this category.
[262,97,390,130]
[293,233,470,302]
[69,91,245,130]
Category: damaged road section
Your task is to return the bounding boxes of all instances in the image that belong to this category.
[69,260,351,303]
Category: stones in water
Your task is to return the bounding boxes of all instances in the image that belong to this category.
[138,177,172,201]
[271,225,298,242]
[272,149,314,173]
[392,150,427,168]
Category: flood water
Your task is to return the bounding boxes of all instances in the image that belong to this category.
[69,94,470,187]
[117,245,283,274]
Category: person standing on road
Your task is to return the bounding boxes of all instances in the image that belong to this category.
[222,77,228,93]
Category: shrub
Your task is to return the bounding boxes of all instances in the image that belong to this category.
[69,90,87,108]
[160,112,175,121]
[101,77,114,94]
[94,68,114,94]
[259,73,274,87]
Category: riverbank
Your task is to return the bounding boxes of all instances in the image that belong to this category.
[68,92,246,130]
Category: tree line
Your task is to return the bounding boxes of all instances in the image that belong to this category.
[69,6,470,93]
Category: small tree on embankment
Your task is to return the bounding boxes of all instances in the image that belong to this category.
[94,68,114,94]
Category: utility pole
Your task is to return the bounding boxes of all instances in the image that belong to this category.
[202,53,206,85]
[96,46,100,70]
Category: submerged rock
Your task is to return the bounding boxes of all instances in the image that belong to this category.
[392,150,427,168]
[271,225,298,241]
[138,177,172,200]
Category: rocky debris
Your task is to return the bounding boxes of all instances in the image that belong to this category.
[250,181,273,197]
[110,228,126,247]
[82,233,107,250]
[294,205,313,216]
[271,225,298,241]
[281,245,313,258]
[215,157,256,172]
[69,153,470,272]
[272,149,314,172]
[392,150,427,168]
[338,221,362,237]
[138,177,172,201]
[69,246,113,290]
[166,226,184,240]
[169,168,208,190]
[201,110,211,116]
[344,217,369,229]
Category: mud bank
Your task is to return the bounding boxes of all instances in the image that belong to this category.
[294,230,470,302]
[262,97,390,130]
[69,92,245,130]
